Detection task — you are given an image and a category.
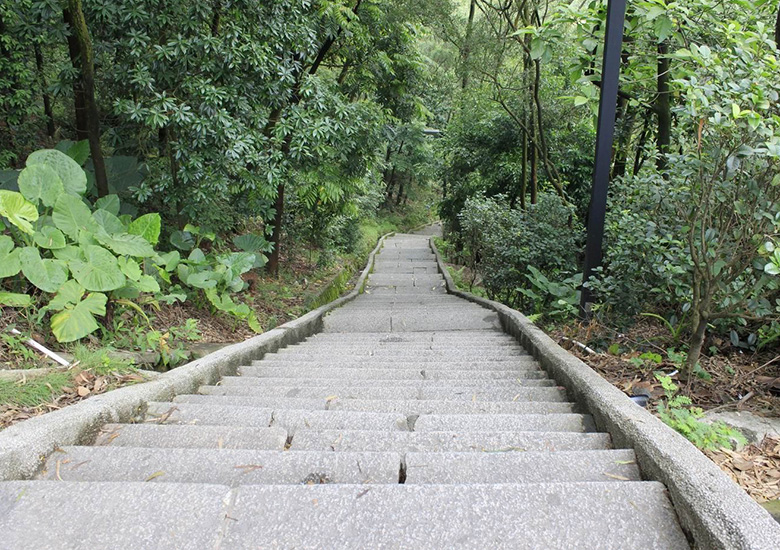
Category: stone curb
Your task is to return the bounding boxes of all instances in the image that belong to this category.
[430,239,780,550]
[0,233,393,482]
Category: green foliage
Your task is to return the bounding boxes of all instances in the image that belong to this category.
[0,149,263,342]
[143,319,201,369]
[654,373,746,451]
[457,193,581,310]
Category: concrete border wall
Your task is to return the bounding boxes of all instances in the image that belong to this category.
[0,234,392,482]
[430,238,780,550]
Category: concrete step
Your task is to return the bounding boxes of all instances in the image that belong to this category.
[94,424,287,450]
[0,481,688,549]
[0,481,232,549]
[290,430,612,452]
[283,341,524,350]
[404,450,640,484]
[145,402,409,433]
[238,366,546,380]
[144,402,273,427]
[372,266,440,274]
[322,313,499,333]
[415,413,595,433]
[219,482,689,549]
[329,399,576,415]
[199,385,567,402]
[305,331,510,341]
[218,376,558,388]
[173,394,329,411]
[252,360,538,370]
[271,409,409,434]
[268,349,529,358]
[175,394,576,415]
[296,342,521,350]
[41,447,401,485]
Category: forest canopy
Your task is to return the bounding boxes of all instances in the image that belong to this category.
[1,0,780,378]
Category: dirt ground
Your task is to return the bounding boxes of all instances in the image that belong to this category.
[551,318,780,504]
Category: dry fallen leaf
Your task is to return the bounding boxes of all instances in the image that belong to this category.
[145,471,166,481]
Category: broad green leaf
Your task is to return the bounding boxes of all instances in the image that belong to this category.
[50,292,107,342]
[33,227,67,250]
[186,271,218,289]
[0,235,21,277]
[128,213,161,245]
[653,15,674,41]
[233,233,272,253]
[170,230,195,251]
[0,291,32,307]
[133,274,160,293]
[27,149,87,196]
[156,250,180,271]
[65,140,90,165]
[95,194,120,215]
[96,232,155,257]
[220,252,255,277]
[0,190,39,234]
[18,164,64,207]
[573,96,589,107]
[530,38,545,60]
[93,209,125,234]
[69,245,126,291]
[52,245,85,262]
[188,248,206,263]
[53,194,99,239]
[118,257,142,280]
[48,280,86,310]
[19,247,69,293]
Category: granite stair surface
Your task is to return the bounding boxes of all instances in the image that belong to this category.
[0,232,690,549]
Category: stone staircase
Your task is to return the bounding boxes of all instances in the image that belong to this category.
[0,233,690,549]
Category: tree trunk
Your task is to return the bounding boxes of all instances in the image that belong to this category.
[34,44,56,139]
[66,0,108,197]
[775,4,780,47]
[656,41,671,175]
[63,9,88,141]
[266,181,285,277]
[520,116,528,210]
[461,0,477,90]
[611,98,634,180]
[632,115,651,177]
[686,311,708,373]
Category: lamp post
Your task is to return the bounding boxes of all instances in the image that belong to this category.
[579,0,628,317]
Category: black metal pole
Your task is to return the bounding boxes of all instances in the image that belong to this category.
[579,0,627,317]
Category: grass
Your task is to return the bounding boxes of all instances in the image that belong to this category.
[0,346,138,411]
[0,372,72,408]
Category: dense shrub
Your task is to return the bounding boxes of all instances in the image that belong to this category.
[458,193,582,308]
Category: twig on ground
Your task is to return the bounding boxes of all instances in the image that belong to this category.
[559,337,600,355]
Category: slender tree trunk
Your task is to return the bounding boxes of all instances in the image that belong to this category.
[686,307,708,372]
[63,9,88,141]
[65,0,108,197]
[656,41,671,176]
[530,116,538,205]
[395,175,405,206]
[632,115,651,177]
[775,4,780,47]
[267,182,285,276]
[611,98,634,180]
[461,0,477,90]
[34,44,56,139]
[520,120,528,210]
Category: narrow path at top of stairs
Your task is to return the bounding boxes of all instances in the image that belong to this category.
[0,232,690,549]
